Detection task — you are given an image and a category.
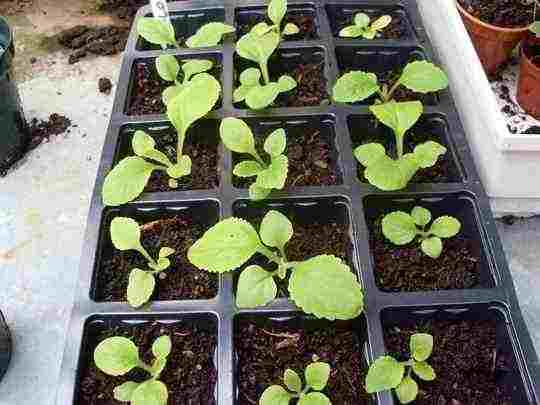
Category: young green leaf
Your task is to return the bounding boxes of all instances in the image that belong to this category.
[131,380,168,405]
[284,369,302,393]
[268,0,287,27]
[255,155,288,189]
[220,117,257,155]
[110,217,143,251]
[159,247,175,258]
[298,393,331,405]
[156,55,179,82]
[412,141,447,168]
[132,131,173,167]
[162,85,184,106]
[333,71,379,103]
[398,61,449,94]
[185,22,235,48]
[249,184,272,200]
[339,25,364,37]
[234,161,265,177]
[94,337,140,376]
[152,335,172,360]
[102,157,161,206]
[289,255,364,320]
[395,376,419,404]
[252,22,275,36]
[236,265,277,308]
[421,236,443,259]
[260,385,292,405]
[283,23,300,35]
[363,153,419,191]
[260,210,293,250]
[245,82,281,109]
[365,356,405,393]
[277,75,297,92]
[354,143,386,167]
[127,268,156,308]
[429,216,461,238]
[382,211,418,245]
[137,18,176,47]
[181,59,213,82]
[236,31,280,67]
[166,155,192,179]
[188,218,261,272]
[411,206,432,227]
[354,13,370,28]
[412,361,436,381]
[305,362,330,391]
[369,100,423,138]
[114,382,140,402]
[371,15,392,31]
[530,21,540,36]
[410,333,434,362]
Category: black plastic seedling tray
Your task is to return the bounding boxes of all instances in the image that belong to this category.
[57,1,540,404]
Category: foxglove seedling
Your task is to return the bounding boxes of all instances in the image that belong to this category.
[137,17,234,49]
[382,206,461,259]
[102,73,221,206]
[254,0,301,38]
[188,210,364,320]
[110,217,176,307]
[339,13,392,39]
[333,61,449,191]
[94,335,172,405]
[220,117,288,200]
[260,362,332,405]
[155,56,214,105]
[366,333,436,404]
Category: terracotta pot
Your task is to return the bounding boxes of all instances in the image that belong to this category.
[456,2,529,75]
[517,37,540,119]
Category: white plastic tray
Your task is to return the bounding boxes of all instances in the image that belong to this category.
[418,0,540,214]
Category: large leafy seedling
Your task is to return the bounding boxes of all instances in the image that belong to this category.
[260,362,332,405]
[137,17,235,49]
[366,333,436,404]
[234,0,299,109]
[109,217,175,307]
[188,210,364,320]
[155,56,215,106]
[102,73,221,206]
[339,13,392,39]
[94,335,172,405]
[333,61,449,191]
[382,206,461,259]
[220,117,288,200]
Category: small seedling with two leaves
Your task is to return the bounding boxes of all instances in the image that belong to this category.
[137,17,235,49]
[234,0,298,109]
[333,61,449,191]
[155,56,215,106]
[109,217,176,307]
[102,72,221,206]
[220,117,288,200]
[382,206,461,259]
[339,13,392,39]
[260,362,332,405]
[94,335,172,405]
[188,210,364,320]
[366,333,436,404]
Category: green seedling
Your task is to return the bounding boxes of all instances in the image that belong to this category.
[260,362,332,405]
[366,333,436,404]
[102,73,221,206]
[188,210,364,320]
[137,17,235,49]
[530,21,540,36]
[339,13,392,39]
[220,117,288,200]
[234,0,299,109]
[333,61,449,191]
[109,217,175,307]
[94,335,172,405]
[155,56,214,105]
[382,206,461,259]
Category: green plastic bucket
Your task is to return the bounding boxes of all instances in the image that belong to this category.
[0,16,28,174]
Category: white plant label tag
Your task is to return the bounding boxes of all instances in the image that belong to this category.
[150,0,171,23]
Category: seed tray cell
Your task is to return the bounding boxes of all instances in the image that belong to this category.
[57,1,540,404]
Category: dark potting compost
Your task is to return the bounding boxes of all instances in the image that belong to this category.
[457,0,534,28]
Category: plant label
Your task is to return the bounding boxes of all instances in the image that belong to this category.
[150,0,171,24]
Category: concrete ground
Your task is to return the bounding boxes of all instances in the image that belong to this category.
[0,2,538,404]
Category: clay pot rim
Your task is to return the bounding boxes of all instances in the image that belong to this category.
[456,1,531,33]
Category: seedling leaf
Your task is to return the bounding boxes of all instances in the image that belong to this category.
[236,31,280,66]
[277,75,297,92]
[382,211,417,245]
[252,22,274,36]
[413,141,447,168]
[249,184,272,200]
[289,255,364,320]
[264,128,287,157]
[355,13,370,27]
[283,23,300,35]
[162,85,184,106]
[395,376,418,404]
[245,82,280,109]
[398,61,448,93]
[159,247,175,258]
[410,333,434,362]
[156,55,179,82]
[114,381,140,402]
[369,100,423,138]
[185,22,235,48]
[364,153,418,191]
[181,59,213,82]
[94,337,140,376]
[421,236,443,259]
[305,362,330,390]
[127,269,156,308]
[284,369,302,393]
[220,117,257,155]
[298,393,330,405]
[103,157,160,206]
[110,217,142,251]
[132,131,173,167]
[260,385,292,405]
[137,18,176,47]
[234,161,264,177]
[333,71,379,103]
[365,356,405,393]
[255,155,288,189]
[412,361,436,381]
[429,216,461,238]
[236,265,277,308]
[188,218,261,273]
[530,21,540,36]
[371,15,392,30]
[268,0,286,27]
[131,380,168,405]
[240,68,261,85]
[411,206,432,227]
[260,210,293,249]
[354,143,386,167]
[152,336,172,359]
[166,155,192,178]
